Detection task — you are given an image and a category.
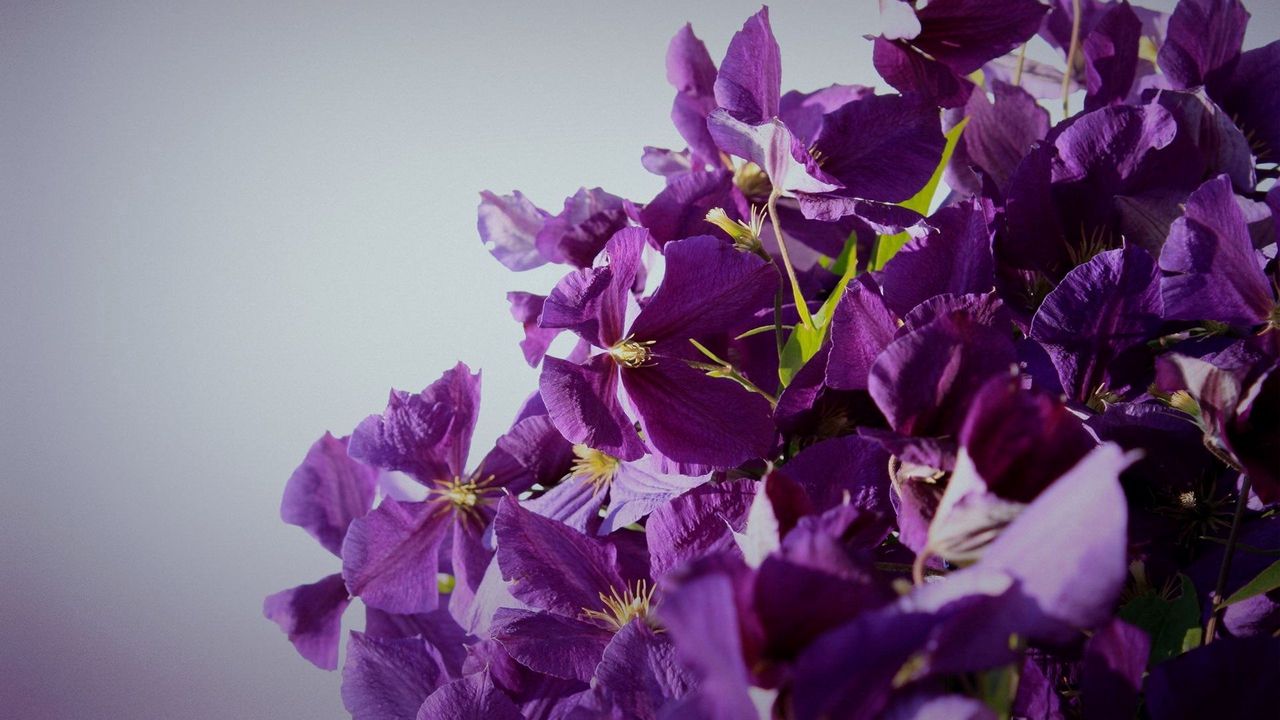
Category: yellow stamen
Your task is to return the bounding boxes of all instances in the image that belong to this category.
[570,444,621,493]
[581,580,656,632]
[609,337,654,368]
[732,161,771,199]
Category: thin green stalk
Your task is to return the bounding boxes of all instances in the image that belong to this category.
[766,189,814,330]
[1061,0,1083,117]
[1204,474,1253,645]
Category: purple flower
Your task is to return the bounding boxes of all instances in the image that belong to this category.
[478,187,628,272]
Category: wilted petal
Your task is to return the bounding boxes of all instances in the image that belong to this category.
[714,7,781,124]
[490,608,614,683]
[478,190,550,272]
[282,432,378,556]
[349,363,481,483]
[342,499,451,614]
[263,574,351,670]
[342,632,448,720]
[536,187,629,269]
[540,354,645,462]
[416,669,523,720]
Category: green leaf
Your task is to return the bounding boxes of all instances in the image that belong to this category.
[1117,574,1200,664]
[978,663,1019,720]
[778,231,859,387]
[1222,558,1280,607]
[870,117,970,271]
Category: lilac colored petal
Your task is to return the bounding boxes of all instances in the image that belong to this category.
[881,693,997,720]
[1158,0,1249,89]
[637,170,736,246]
[777,434,892,515]
[646,478,755,579]
[1145,636,1280,720]
[341,632,448,720]
[878,0,922,41]
[869,311,1018,436]
[342,498,451,614]
[1030,245,1162,404]
[536,187,629,269]
[880,199,996,318]
[524,478,606,535]
[594,620,694,720]
[979,443,1137,638]
[713,7,780,124]
[540,354,645,462]
[281,432,378,556]
[622,355,775,468]
[494,497,626,617]
[629,234,776,344]
[416,669,523,720]
[263,574,351,670]
[1080,618,1149,720]
[1082,1,1141,111]
[603,458,708,534]
[349,363,481,483]
[792,192,926,233]
[810,93,944,203]
[983,53,1071,100]
[640,146,693,177]
[541,228,646,348]
[478,190,551,272]
[490,608,614,683]
[707,110,840,196]
[667,25,720,166]
[1160,174,1273,327]
[507,292,561,367]
[452,556,527,637]
[779,84,872,145]
[949,80,1049,194]
[872,37,974,109]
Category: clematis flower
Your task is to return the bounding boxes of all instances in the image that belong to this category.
[264,432,379,669]
[538,227,778,467]
[342,364,573,617]
[478,187,628,272]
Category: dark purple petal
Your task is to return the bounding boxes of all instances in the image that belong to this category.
[494,497,626,617]
[622,355,775,468]
[880,199,996,318]
[342,499,451,614]
[776,434,892,515]
[364,608,470,680]
[646,478,756,579]
[478,190,550,272]
[1030,245,1163,404]
[825,278,899,392]
[810,93,944,203]
[714,7,781,124]
[341,632,448,720]
[536,187,629,269]
[263,574,351,670]
[1158,0,1249,89]
[540,354,645,462]
[416,669,523,720]
[779,84,873,145]
[630,234,777,344]
[873,37,974,109]
[1149,88,1256,195]
[948,80,1049,194]
[490,608,614,683]
[349,363,482,483]
[1081,1,1141,111]
[1145,636,1280,720]
[1215,40,1280,164]
[667,25,720,166]
[281,432,378,556]
[491,411,575,492]
[507,292,561,368]
[1160,174,1273,327]
[1232,365,1280,505]
[909,0,1050,75]
[541,227,646,348]
[637,170,736,246]
[594,620,694,720]
[1080,618,1150,720]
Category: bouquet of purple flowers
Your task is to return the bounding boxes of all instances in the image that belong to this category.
[264,1,1280,717]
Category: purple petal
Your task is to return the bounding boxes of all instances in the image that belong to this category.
[490,608,614,683]
[540,354,645,462]
[1029,245,1163,404]
[880,199,996,318]
[637,170,736,246]
[779,84,873,145]
[641,146,693,177]
[342,498,451,614]
[873,37,974,109]
[491,411,574,492]
[263,574,351,670]
[909,0,1049,75]
[477,190,551,271]
[714,7,780,124]
[810,93,944,203]
[541,227,646,348]
[341,632,449,720]
[349,363,481,483]
[629,234,777,344]
[707,110,840,195]
[1080,618,1150,720]
[646,478,756,579]
[667,25,720,166]
[777,434,892,515]
[603,458,709,534]
[825,278,899,392]
[281,432,379,556]
[949,80,1049,193]
[535,187,629,269]
[1158,0,1249,89]
[507,292,561,368]
[523,478,607,535]
[494,497,626,617]
[882,693,998,720]
[594,620,694,719]
[622,355,775,468]
[1160,174,1273,327]
[1215,40,1280,165]
[1145,636,1280,720]
[416,670,523,720]
[1081,0,1141,111]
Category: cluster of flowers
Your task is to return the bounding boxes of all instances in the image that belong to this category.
[265,1,1280,718]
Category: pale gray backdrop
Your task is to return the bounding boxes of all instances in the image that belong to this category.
[2,1,1276,718]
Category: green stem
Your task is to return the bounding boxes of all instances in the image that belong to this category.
[1204,474,1253,645]
[1061,0,1083,117]
[766,189,814,330]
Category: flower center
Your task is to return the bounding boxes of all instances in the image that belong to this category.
[570,444,620,493]
[732,161,771,199]
[581,580,655,632]
[428,475,496,517]
[609,337,654,368]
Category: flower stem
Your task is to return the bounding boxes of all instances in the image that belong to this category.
[1204,474,1253,645]
[1061,0,1083,118]
[766,189,814,330]
[1013,42,1028,87]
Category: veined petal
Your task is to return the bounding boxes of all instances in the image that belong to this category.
[478,190,551,271]
[415,669,523,720]
[540,354,645,462]
[341,632,449,720]
[342,498,452,614]
[541,227,647,348]
[281,432,378,556]
[263,574,351,670]
[714,7,781,124]
[490,608,614,683]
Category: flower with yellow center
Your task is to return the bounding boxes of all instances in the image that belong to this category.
[570,444,621,494]
[609,337,654,368]
[581,580,656,632]
[426,475,498,527]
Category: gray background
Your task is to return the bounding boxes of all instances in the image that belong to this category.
[2,1,1276,718]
